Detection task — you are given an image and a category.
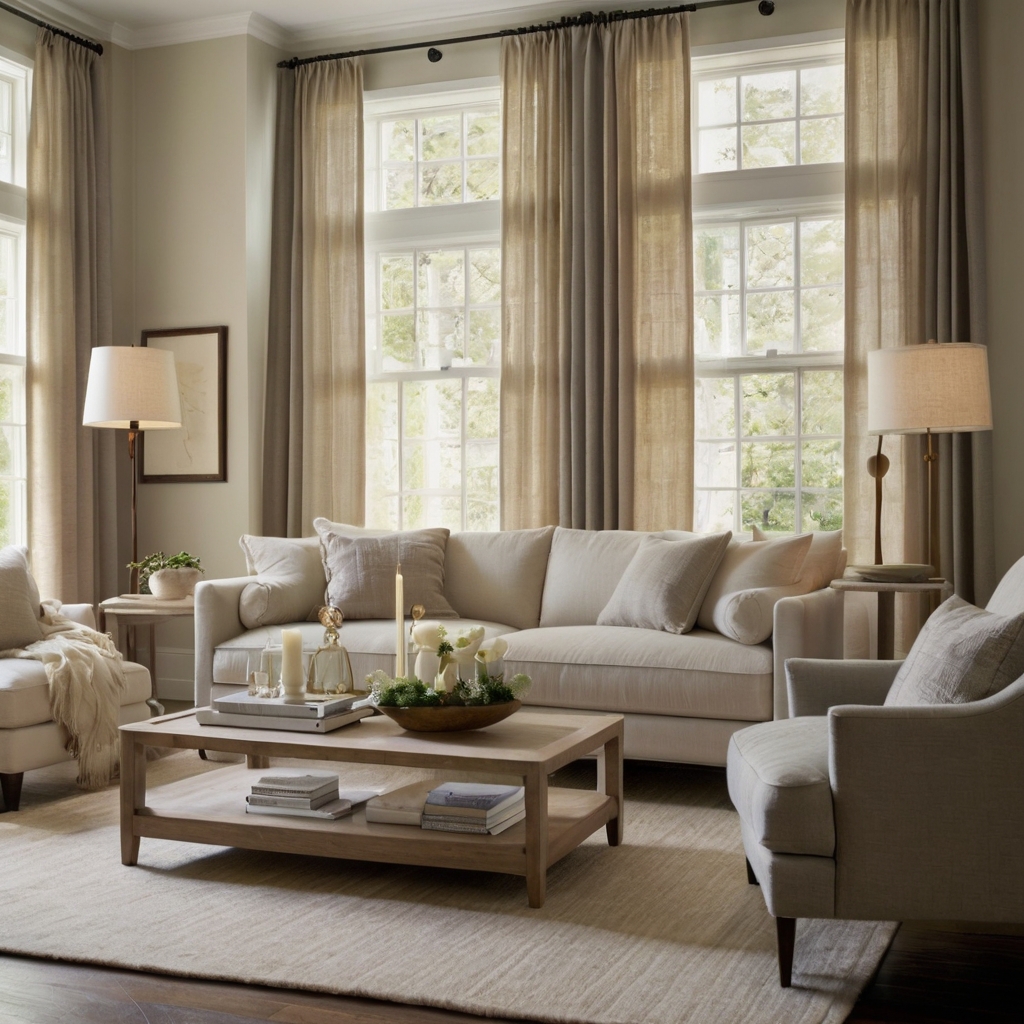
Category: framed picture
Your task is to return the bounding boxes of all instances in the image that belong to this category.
[140,326,227,483]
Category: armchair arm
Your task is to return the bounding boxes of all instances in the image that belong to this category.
[194,576,252,707]
[56,603,96,629]
[828,677,1024,922]
[771,587,845,719]
[786,658,901,717]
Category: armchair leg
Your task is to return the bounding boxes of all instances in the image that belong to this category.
[776,916,796,987]
[0,772,24,812]
[745,857,759,885]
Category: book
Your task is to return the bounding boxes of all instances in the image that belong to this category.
[421,808,525,835]
[364,781,436,826]
[421,799,524,830]
[423,790,524,822]
[244,797,354,820]
[214,692,357,719]
[425,782,525,811]
[247,791,338,810]
[196,706,373,733]
[252,773,338,799]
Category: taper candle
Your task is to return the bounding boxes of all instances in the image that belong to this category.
[395,563,405,678]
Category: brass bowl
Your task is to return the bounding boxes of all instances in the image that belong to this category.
[376,700,522,733]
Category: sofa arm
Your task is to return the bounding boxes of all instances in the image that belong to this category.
[194,576,252,707]
[829,678,1024,921]
[56,603,96,630]
[771,587,845,720]
[786,658,901,717]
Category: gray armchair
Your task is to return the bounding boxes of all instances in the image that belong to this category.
[727,557,1024,987]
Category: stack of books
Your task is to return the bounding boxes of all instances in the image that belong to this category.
[244,773,379,821]
[420,782,526,835]
[197,692,373,733]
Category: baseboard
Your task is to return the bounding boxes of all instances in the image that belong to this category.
[154,647,195,702]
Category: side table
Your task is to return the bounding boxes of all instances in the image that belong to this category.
[99,595,195,715]
[830,578,952,660]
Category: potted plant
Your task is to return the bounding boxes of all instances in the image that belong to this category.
[127,551,205,598]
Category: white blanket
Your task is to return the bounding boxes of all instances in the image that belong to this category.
[2,600,127,788]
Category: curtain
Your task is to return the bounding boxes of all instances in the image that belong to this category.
[263,60,365,537]
[501,14,693,532]
[27,29,122,603]
[845,0,993,651]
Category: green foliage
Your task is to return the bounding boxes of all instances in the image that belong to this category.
[368,667,530,708]
[127,550,204,594]
[374,678,443,707]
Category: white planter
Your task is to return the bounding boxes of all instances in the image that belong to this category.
[148,567,202,599]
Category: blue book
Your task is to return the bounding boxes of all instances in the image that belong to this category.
[425,782,524,812]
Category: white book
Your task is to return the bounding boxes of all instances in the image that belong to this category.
[214,693,357,719]
[364,780,436,827]
[196,706,373,733]
[421,808,526,835]
[244,798,354,821]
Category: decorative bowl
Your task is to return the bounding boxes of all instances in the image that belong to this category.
[376,700,522,733]
[148,567,203,599]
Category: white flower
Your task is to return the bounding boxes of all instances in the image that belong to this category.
[411,621,445,650]
[449,625,485,666]
[477,637,509,664]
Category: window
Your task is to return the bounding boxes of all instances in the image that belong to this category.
[365,84,501,532]
[692,40,844,535]
[0,51,29,547]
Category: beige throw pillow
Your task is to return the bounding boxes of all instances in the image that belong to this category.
[0,545,44,650]
[751,525,843,590]
[885,595,1024,706]
[597,532,732,634]
[238,535,327,628]
[318,528,457,620]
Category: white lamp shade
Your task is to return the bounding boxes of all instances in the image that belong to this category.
[867,342,992,435]
[83,346,182,430]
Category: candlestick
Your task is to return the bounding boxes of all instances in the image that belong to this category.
[280,628,304,702]
[395,563,405,678]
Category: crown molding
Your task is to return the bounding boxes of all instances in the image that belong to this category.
[119,11,289,50]
[14,0,114,39]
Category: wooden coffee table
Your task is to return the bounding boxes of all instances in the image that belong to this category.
[119,709,624,908]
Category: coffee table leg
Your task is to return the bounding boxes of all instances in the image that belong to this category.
[524,767,548,909]
[601,731,624,846]
[120,732,146,865]
[247,754,271,770]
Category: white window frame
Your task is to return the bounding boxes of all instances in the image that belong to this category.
[364,80,501,532]
[692,36,845,536]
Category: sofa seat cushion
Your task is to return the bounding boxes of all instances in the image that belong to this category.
[212,619,518,688]
[0,659,151,729]
[503,625,774,721]
[727,716,834,857]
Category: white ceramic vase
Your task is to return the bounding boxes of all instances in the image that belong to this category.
[148,567,202,599]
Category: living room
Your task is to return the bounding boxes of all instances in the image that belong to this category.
[1,0,1022,1021]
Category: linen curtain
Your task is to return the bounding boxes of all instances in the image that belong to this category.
[263,60,365,537]
[27,29,122,603]
[501,14,693,532]
[845,0,993,651]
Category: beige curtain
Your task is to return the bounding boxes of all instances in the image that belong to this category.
[263,60,365,537]
[27,29,122,603]
[846,0,993,652]
[501,14,693,532]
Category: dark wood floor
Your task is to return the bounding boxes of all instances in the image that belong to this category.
[2,922,1023,1024]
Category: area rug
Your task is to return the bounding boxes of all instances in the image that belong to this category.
[0,752,894,1024]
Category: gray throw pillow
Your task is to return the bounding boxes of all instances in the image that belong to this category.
[0,545,44,650]
[319,528,457,620]
[597,532,732,634]
[885,595,1024,706]
[238,535,327,628]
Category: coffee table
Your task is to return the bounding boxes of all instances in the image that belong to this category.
[119,709,624,908]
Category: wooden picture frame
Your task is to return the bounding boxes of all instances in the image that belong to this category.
[140,326,227,483]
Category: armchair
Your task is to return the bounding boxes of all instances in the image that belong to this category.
[727,556,1024,987]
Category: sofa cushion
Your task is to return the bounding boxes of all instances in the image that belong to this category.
[0,546,44,651]
[597,532,731,634]
[238,535,326,629]
[885,595,1024,706]
[0,659,151,729]
[444,527,554,630]
[503,625,774,721]
[751,526,844,590]
[727,716,834,857]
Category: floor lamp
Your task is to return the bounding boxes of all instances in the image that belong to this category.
[83,346,182,594]
[867,340,993,573]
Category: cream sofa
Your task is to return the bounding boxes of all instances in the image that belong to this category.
[194,527,846,767]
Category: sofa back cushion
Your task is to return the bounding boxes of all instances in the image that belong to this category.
[751,526,844,590]
[238,535,326,628]
[0,545,43,650]
[985,553,1024,617]
[444,527,554,629]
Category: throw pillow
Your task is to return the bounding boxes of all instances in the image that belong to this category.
[597,532,732,634]
[752,525,844,590]
[318,527,457,620]
[238,535,327,629]
[709,582,813,646]
[0,545,44,650]
[885,595,1024,706]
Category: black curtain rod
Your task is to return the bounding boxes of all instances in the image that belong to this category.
[278,0,774,69]
[0,0,103,54]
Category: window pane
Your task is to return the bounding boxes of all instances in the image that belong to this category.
[467,440,499,506]
[800,65,844,116]
[746,223,794,287]
[802,370,843,435]
[366,382,399,530]
[466,377,499,439]
[468,500,499,532]
[467,308,500,366]
[698,78,736,126]
[742,71,796,120]
[694,225,740,292]
[742,489,796,532]
[800,219,843,286]
[695,489,736,533]
[466,158,499,201]
[419,162,462,205]
[695,293,741,357]
[466,110,500,156]
[800,115,843,164]
[380,253,414,309]
[418,249,464,307]
[741,121,795,168]
[382,119,415,162]
[416,310,463,367]
[800,286,843,351]
[420,115,461,160]
[802,489,843,532]
[741,373,795,436]
[404,493,462,533]
[746,291,795,352]
[699,127,738,173]
[695,440,736,487]
[405,380,462,439]
[695,376,736,438]
[381,313,416,369]
[468,248,501,304]
[801,439,842,488]
[384,165,415,209]
[742,442,796,489]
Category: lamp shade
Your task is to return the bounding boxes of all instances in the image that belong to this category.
[867,342,992,435]
[83,346,182,430]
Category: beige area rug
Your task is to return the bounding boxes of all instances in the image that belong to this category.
[0,751,894,1024]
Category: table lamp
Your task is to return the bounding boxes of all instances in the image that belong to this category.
[867,340,992,571]
[83,346,182,593]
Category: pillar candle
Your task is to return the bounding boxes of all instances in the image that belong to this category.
[280,627,304,701]
[395,564,405,678]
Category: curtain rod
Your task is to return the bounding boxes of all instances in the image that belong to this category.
[0,0,104,55]
[278,0,775,69]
